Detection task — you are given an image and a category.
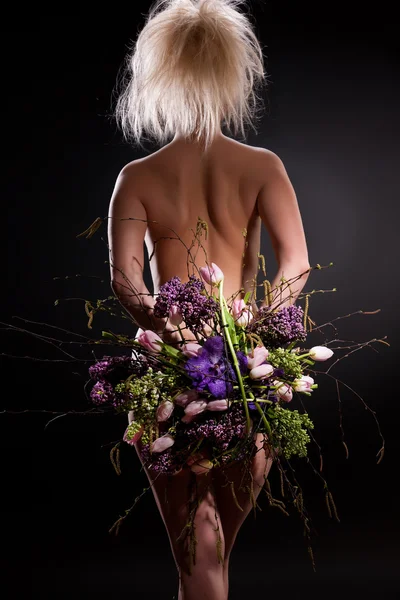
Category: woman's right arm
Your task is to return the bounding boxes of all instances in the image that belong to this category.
[256,150,311,309]
[107,164,193,346]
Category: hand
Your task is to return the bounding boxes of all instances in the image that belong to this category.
[161,326,198,347]
[161,328,184,347]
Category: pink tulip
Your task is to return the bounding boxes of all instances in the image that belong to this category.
[232,299,252,327]
[247,345,269,369]
[273,380,293,402]
[123,423,143,446]
[181,413,196,424]
[156,400,175,422]
[174,389,199,407]
[249,363,274,380]
[190,458,214,475]
[207,399,229,411]
[309,346,334,361]
[181,343,203,358]
[293,375,315,393]
[184,400,208,417]
[168,304,183,326]
[199,262,224,286]
[137,330,163,354]
[151,433,175,453]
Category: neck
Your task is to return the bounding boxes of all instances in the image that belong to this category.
[172,127,224,144]
[170,130,225,156]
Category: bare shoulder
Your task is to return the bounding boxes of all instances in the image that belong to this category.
[108,158,152,217]
[220,138,284,174]
[112,157,153,200]
[251,146,286,173]
[117,156,148,180]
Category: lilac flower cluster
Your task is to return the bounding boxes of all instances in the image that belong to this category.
[89,355,144,383]
[140,403,252,474]
[248,305,307,347]
[153,275,218,333]
[182,403,247,451]
[90,380,115,406]
[139,444,182,474]
[89,353,149,408]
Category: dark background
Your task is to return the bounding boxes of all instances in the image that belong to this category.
[2,1,399,599]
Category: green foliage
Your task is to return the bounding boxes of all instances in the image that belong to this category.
[269,406,314,459]
[124,421,142,442]
[115,367,181,420]
[222,302,237,342]
[268,347,304,379]
[243,290,252,305]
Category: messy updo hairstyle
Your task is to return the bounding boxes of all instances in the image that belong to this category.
[115,0,267,152]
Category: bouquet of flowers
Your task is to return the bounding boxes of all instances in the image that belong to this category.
[2,216,386,571]
[90,264,329,479]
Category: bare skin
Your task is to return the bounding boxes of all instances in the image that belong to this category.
[108,130,311,599]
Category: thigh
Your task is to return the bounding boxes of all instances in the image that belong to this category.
[133,440,225,574]
[211,433,274,553]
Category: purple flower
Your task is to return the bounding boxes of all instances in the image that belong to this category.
[152,276,182,317]
[184,335,236,398]
[140,404,258,474]
[89,354,148,384]
[90,380,115,405]
[182,403,248,454]
[139,445,181,474]
[154,275,218,333]
[273,368,285,378]
[236,351,248,374]
[248,305,307,347]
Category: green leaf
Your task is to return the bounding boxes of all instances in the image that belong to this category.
[286,340,298,351]
[102,331,118,340]
[161,344,182,359]
[222,305,237,343]
[243,291,252,305]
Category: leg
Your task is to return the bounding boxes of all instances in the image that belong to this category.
[134,440,228,600]
[212,433,274,597]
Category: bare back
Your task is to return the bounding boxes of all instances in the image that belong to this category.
[109,133,310,338]
[129,135,266,300]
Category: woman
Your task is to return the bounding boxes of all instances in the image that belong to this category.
[107,1,310,598]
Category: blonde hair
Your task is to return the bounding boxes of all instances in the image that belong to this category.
[115,0,267,152]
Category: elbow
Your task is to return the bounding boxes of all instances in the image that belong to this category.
[278,259,311,275]
[110,277,131,300]
[110,278,121,296]
[110,279,132,309]
[110,274,146,300]
[300,262,311,277]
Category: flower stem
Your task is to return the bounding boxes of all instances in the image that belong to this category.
[297,352,311,359]
[222,295,238,347]
[254,401,272,437]
[177,323,186,343]
[218,280,251,435]
[242,331,248,354]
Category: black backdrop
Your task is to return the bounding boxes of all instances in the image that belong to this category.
[2,2,399,599]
